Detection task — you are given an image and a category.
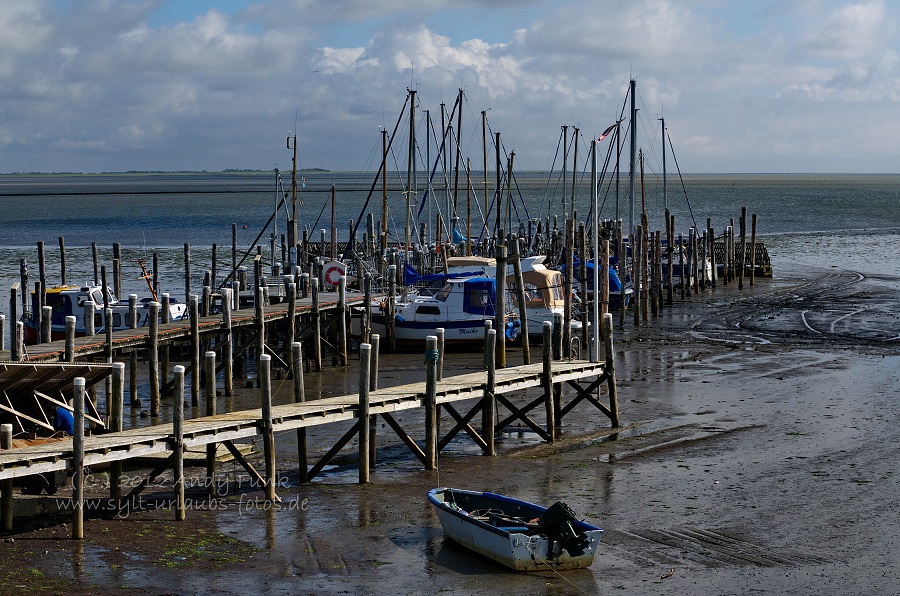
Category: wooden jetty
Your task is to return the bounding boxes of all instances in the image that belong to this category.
[0,314,619,537]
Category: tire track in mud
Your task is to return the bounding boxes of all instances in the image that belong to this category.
[687,269,899,347]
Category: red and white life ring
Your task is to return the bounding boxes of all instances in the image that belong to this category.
[323,260,346,287]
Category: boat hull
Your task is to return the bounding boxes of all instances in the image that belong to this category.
[427,487,602,571]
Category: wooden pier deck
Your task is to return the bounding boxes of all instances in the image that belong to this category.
[5,293,369,363]
[0,359,607,481]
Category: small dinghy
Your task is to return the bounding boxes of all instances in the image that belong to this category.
[427,487,603,571]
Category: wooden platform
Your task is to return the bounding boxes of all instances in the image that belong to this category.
[0,359,606,481]
[2,292,370,363]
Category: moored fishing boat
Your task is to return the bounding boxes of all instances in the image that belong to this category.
[427,487,603,571]
[352,276,520,346]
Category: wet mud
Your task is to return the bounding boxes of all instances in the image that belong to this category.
[1,261,898,595]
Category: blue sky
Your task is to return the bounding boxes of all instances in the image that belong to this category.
[2,0,899,173]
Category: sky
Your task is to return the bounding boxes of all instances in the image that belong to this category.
[2,0,899,174]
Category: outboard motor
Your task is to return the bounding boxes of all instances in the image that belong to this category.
[538,502,589,556]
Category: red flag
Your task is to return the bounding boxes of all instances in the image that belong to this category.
[597,121,619,141]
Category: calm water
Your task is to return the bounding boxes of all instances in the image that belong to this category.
[1,172,898,301]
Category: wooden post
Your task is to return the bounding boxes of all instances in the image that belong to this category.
[84,300,95,337]
[482,329,496,456]
[205,351,218,495]
[14,322,23,363]
[183,243,191,306]
[173,365,185,521]
[291,342,308,483]
[563,219,574,349]
[542,322,555,441]
[510,238,530,364]
[259,354,277,502]
[363,274,372,344]
[149,301,160,417]
[113,242,122,299]
[368,334,379,466]
[128,295,139,406]
[189,296,200,407]
[160,293,170,391]
[104,306,113,405]
[603,313,620,428]
[255,286,265,385]
[286,282,296,370]
[109,363,124,510]
[338,276,348,365]
[65,316,76,362]
[739,207,747,290]
[222,288,233,396]
[311,279,322,372]
[358,343,371,483]
[424,335,438,470]
[750,213,758,286]
[494,245,507,368]
[386,264,397,352]
[483,319,493,368]
[41,305,51,344]
[58,236,67,286]
[1,424,13,532]
[0,315,4,352]
[552,312,563,360]
[436,328,445,381]
[72,377,85,539]
[8,285,18,361]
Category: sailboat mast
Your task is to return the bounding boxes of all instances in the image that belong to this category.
[406,88,416,265]
[288,132,298,271]
[590,139,599,362]
[453,88,463,221]
[482,110,489,238]
[571,127,578,219]
[381,129,388,254]
[661,116,667,211]
[628,78,637,237]
[562,125,568,218]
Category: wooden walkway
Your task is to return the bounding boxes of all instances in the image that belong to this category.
[0,359,608,481]
[4,293,368,363]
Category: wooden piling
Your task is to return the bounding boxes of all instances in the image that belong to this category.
[311,279,322,372]
[436,328,445,381]
[424,335,438,470]
[494,245,507,368]
[483,319,493,368]
[358,343,371,484]
[58,236,67,285]
[750,213,758,286]
[41,305,51,344]
[220,288,233,396]
[542,322,556,441]
[204,350,217,495]
[603,313,620,428]
[72,377,85,540]
[173,365,185,521]
[510,238,530,364]
[386,264,397,352]
[739,207,747,290]
[109,363,124,510]
[149,301,160,417]
[291,342,308,483]
[190,296,200,407]
[338,276,348,366]
[482,329,496,456]
[259,354,277,502]
[0,315,4,352]
[1,423,13,532]
[255,286,265,385]
[64,316,75,362]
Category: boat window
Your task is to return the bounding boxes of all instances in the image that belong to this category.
[415,305,441,316]
[523,282,544,307]
[90,289,104,305]
[549,273,564,300]
[434,284,453,302]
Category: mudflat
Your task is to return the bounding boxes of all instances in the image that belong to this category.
[1,261,898,595]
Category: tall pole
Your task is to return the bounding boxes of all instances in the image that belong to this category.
[482,110,489,238]
[381,129,388,255]
[405,88,416,266]
[591,140,600,362]
[494,131,501,239]
[661,116,668,211]
[289,132,298,271]
[562,125,568,218]
[453,88,463,219]
[571,127,579,220]
[628,78,637,237]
